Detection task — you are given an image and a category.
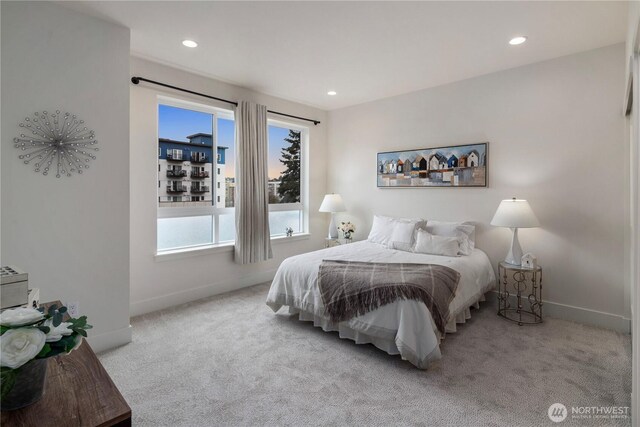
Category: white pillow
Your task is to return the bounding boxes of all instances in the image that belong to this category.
[413,230,460,257]
[368,215,425,249]
[388,218,423,251]
[425,220,476,255]
[367,215,395,245]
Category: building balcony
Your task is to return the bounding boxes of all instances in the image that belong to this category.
[166,153,185,162]
[190,155,208,163]
[166,186,187,193]
[190,171,210,179]
[166,170,187,178]
[190,186,210,194]
[159,196,189,203]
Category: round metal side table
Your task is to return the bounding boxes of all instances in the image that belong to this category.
[497,262,543,325]
[325,238,353,248]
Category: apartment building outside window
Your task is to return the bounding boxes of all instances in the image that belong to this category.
[157,97,308,252]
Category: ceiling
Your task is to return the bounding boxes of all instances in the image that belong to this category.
[61,1,628,110]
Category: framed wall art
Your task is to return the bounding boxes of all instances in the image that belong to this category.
[14,110,98,178]
[377,142,488,188]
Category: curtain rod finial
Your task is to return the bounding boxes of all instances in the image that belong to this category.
[131,77,140,85]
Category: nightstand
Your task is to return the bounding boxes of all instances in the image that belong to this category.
[497,262,543,325]
[325,238,353,248]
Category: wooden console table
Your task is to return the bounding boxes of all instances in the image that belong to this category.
[1,301,131,426]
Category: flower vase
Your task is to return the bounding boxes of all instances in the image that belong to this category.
[343,232,352,240]
[1,359,48,411]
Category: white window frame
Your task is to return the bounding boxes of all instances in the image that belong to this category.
[156,96,309,254]
[266,118,308,237]
[157,96,232,251]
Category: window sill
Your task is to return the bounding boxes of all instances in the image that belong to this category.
[270,233,311,244]
[154,233,311,262]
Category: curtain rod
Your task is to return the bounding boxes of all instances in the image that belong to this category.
[130,77,321,126]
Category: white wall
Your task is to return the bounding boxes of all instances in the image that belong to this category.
[130,57,327,316]
[627,1,640,78]
[626,3,640,425]
[327,44,629,331]
[1,2,131,351]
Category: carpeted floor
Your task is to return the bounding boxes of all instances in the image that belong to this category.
[98,283,631,426]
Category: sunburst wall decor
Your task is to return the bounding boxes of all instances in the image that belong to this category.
[14,110,98,178]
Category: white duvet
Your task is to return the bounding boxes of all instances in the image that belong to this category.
[266,241,496,369]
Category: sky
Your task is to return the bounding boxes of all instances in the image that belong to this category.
[159,104,293,179]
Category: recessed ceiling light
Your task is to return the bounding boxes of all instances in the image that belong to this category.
[509,36,527,46]
[327,91,337,96]
[182,40,198,48]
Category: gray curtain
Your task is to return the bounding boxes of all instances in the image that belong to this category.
[234,101,273,264]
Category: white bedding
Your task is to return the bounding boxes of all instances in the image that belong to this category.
[266,240,496,368]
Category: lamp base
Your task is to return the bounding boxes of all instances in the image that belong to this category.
[327,213,338,239]
[504,227,523,266]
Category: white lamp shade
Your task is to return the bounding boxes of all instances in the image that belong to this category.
[319,194,346,213]
[490,198,539,228]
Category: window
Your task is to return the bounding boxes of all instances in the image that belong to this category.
[266,123,304,236]
[167,148,183,161]
[268,125,301,204]
[192,151,207,163]
[217,116,235,207]
[157,97,307,252]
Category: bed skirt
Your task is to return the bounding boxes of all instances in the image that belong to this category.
[445,294,486,333]
[280,292,488,369]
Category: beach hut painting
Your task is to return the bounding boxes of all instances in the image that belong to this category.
[377,142,488,188]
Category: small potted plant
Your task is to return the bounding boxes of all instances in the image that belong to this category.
[0,305,92,410]
[338,221,356,240]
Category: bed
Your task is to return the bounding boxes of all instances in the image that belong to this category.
[266,240,496,369]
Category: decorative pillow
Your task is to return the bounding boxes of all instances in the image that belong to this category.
[387,218,423,252]
[425,220,476,255]
[413,230,460,257]
[367,215,395,245]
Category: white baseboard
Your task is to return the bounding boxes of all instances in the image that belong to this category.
[88,324,132,353]
[130,268,278,317]
[486,291,631,334]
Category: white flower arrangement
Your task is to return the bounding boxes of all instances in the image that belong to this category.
[1,329,46,370]
[0,307,45,327]
[338,221,356,239]
[0,304,91,398]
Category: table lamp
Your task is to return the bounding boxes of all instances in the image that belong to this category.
[319,194,346,239]
[490,197,539,266]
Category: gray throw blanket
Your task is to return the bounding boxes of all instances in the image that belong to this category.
[318,260,460,335]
